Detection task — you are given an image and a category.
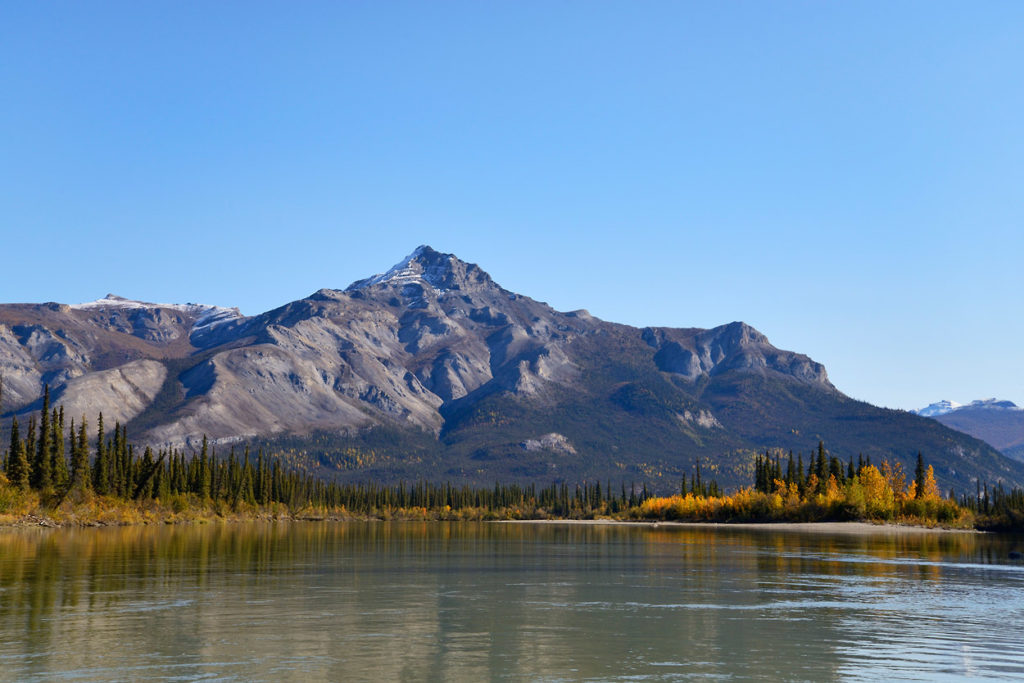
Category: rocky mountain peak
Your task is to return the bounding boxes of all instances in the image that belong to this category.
[916,399,1020,417]
[915,400,964,417]
[346,245,494,294]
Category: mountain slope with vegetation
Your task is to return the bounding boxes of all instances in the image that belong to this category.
[1,246,1022,492]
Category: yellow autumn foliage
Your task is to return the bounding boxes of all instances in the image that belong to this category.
[635,459,969,526]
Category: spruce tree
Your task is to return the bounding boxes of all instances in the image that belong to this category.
[156,455,171,500]
[24,416,36,486]
[134,447,156,499]
[33,385,52,490]
[240,461,256,506]
[198,435,211,499]
[51,408,68,491]
[6,417,29,490]
[93,413,108,495]
[829,456,843,484]
[69,418,91,492]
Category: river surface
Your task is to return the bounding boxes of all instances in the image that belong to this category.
[1,521,1023,681]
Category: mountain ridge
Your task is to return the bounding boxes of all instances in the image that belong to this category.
[1,246,1021,492]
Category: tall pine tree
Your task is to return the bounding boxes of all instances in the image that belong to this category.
[6,417,29,490]
[32,385,52,490]
[70,417,90,492]
[51,407,68,491]
[93,413,108,495]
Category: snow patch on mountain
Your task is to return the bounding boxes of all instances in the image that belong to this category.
[915,400,964,417]
[916,398,1021,417]
[346,245,453,294]
[963,398,1021,411]
[72,294,242,332]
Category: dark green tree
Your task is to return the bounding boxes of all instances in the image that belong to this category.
[198,435,211,499]
[31,385,53,490]
[815,441,828,481]
[51,407,68,491]
[92,413,108,495]
[70,417,91,492]
[6,417,29,490]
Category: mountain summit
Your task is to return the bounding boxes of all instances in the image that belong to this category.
[1,246,1021,491]
[347,245,494,294]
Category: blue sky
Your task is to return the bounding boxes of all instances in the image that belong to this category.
[2,2,1022,411]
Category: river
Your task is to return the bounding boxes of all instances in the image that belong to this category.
[1,521,1022,681]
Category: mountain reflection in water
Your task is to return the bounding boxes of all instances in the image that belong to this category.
[1,522,1022,681]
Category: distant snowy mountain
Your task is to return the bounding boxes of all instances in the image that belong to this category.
[917,399,1024,463]
[915,400,964,417]
[916,399,1021,417]
[965,399,1022,411]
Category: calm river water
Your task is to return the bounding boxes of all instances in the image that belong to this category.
[1,521,1023,681]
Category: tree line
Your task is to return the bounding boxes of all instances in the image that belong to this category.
[4,382,1024,528]
[753,441,941,501]
[0,384,661,518]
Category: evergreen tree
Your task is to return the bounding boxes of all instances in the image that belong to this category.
[240,460,256,505]
[93,414,108,495]
[829,456,843,484]
[32,385,52,490]
[6,417,29,490]
[198,435,211,499]
[70,418,90,492]
[134,447,156,499]
[51,408,68,491]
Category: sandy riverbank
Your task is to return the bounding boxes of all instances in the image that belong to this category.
[500,519,980,534]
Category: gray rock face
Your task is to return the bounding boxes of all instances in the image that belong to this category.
[643,323,832,386]
[52,360,167,426]
[0,249,832,445]
[521,433,577,455]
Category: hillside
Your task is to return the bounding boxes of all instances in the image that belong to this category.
[2,246,1022,493]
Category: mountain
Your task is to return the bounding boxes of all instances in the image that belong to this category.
[916,400,964,418]
[2,246,1022,493]
[916,400,1024,463]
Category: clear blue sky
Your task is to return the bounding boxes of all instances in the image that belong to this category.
[2,2,1022,411]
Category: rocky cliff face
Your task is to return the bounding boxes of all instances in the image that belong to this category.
[1,246,1021,490]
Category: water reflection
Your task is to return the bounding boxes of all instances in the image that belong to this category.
[0,523,1022,681]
